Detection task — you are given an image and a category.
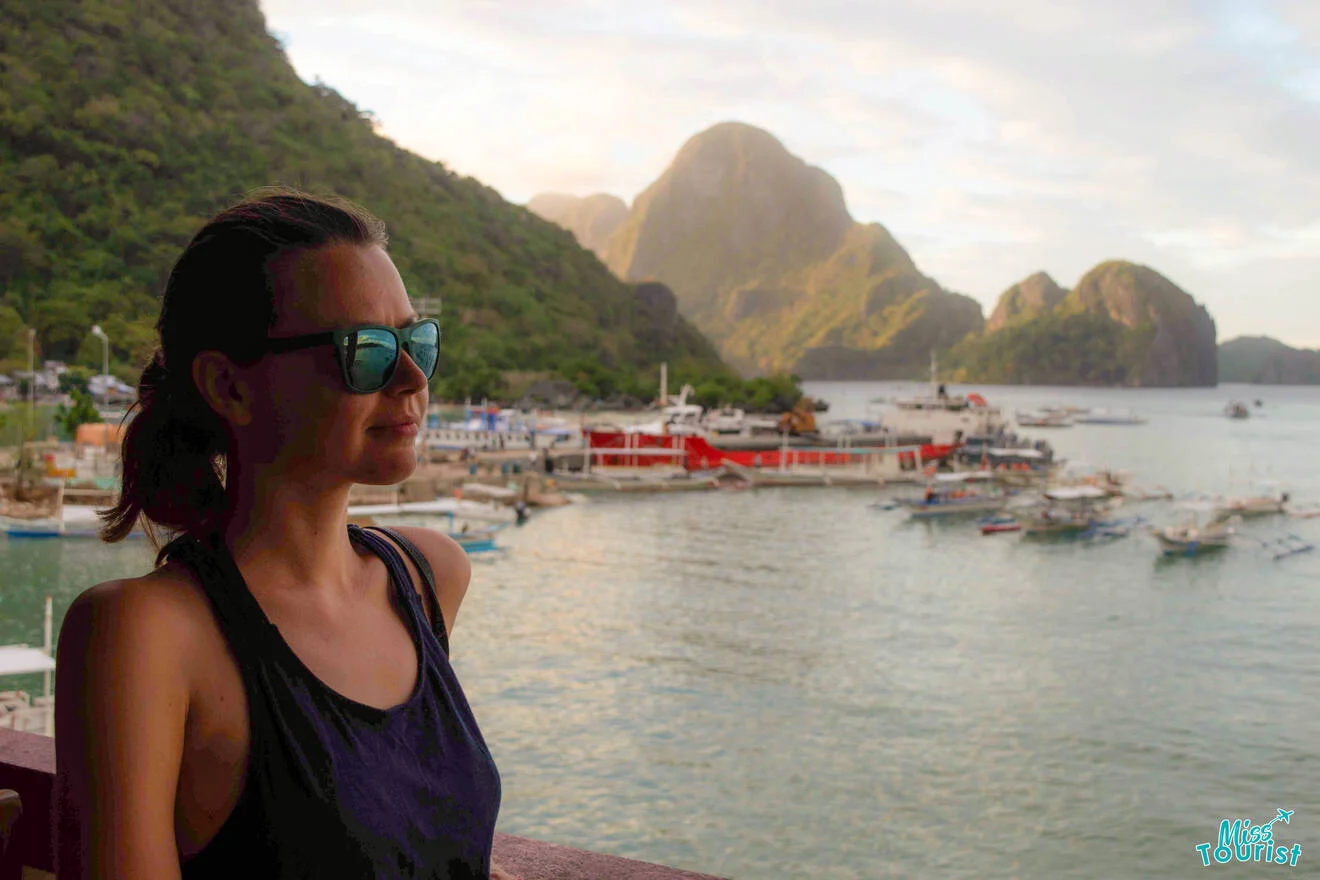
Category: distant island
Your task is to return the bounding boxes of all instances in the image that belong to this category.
[944,262,1217,386]
[530,122,1220,387]
[1219,337,1320,385]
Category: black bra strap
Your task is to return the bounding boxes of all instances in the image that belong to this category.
[363,526,449,657]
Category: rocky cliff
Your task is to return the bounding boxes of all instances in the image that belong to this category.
[526,193,628,259]
[947,262,1217,386]
[589,122,982,377]
[1066,261,1217,386]
[986,271,1068,332]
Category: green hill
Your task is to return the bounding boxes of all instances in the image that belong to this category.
[947,262,1218,386]
[985,271,1068,332]
[0,0,726,401]
[1219,336,1320,384]
[590,122,983,378]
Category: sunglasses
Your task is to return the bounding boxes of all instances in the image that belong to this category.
[261,318,441,393]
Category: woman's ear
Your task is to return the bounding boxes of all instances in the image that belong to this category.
[192,351,255,427]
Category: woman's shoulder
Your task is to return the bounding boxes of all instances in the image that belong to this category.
[60,561,218,672]
[375,526,472,634]
[387,526,469,576]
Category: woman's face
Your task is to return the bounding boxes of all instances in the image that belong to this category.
[239,242,429,488]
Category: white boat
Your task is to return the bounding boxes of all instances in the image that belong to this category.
[1014,485,1113,535]
[1220,488,1289,517]
[1152,510,1240,557]
[701,406,779,437]
[346,497,516,523]
[878,353,1005,444]
[0,598,55,736]
[1015,410,1073,428]
[1074,409,1146,425]
[1224,401,1250,420]
[1,502,143,539]
[424,404,577,452]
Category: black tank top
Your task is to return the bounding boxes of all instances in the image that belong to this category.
[167,524,502,879]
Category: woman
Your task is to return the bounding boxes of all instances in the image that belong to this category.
[55,190,513,879]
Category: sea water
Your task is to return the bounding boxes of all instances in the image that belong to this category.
[2,383,1318,878]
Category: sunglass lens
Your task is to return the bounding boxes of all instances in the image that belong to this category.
[407,321,440,379]
[346,328,399,392]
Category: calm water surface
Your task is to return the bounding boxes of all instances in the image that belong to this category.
[2,383,1318,878]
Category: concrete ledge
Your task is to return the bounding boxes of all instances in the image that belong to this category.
[493,834,726,880]
[0,728,726,879]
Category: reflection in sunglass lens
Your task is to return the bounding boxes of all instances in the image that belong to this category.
[407,322,440,378]
[348,328,399,391]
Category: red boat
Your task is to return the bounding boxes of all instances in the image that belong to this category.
[585,430,959,473]
[980,518,1021,535]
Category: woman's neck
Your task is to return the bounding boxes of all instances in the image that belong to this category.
[219,456,361,598]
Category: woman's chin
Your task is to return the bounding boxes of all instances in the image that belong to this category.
[355,456,419,487]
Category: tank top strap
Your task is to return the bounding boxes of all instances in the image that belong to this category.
[163,531,281,672]
[351,525,450,657]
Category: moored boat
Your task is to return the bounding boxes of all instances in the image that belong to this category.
[1015,485,1113,535]
[1220,487,1288,517]
[1074,409,1147,425]
[1151,510,1240,557]
[1016,410,1073,428]
[899,473,1011,519]
[979,515,1021,535]
[875,353,1005,444]
[1224,401,1250,420]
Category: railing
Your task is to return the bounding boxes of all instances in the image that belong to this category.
[0,728,726,880]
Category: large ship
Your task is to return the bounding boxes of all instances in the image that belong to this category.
[876,353,1005,444]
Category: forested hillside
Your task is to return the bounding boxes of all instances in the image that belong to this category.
[0,0,726,400]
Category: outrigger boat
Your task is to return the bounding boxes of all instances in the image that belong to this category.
[1220,487,1289,517]
[1014,485,1113,535]
[979,514,1021,535]
[899,472,1010,519]
[1151,508,1240,557]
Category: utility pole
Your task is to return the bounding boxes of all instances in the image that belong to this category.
[27,327,36,435]
[91,325,110,404]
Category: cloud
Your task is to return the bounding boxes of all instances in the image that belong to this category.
[259,0,1320,347]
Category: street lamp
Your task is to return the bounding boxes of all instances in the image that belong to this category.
[26,327,35,433]
[91,325,109,404]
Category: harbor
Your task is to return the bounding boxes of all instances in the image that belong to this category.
[1,380,1318,878]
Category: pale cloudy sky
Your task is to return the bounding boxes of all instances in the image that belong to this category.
[260,0,1320,347]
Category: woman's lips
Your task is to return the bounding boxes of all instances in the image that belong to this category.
[373,421,419,437]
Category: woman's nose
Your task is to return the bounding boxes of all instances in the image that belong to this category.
[389,347,429,395]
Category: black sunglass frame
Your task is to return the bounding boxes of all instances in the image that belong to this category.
[262,318,441,393]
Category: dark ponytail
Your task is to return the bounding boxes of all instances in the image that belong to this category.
[99,188,388,559]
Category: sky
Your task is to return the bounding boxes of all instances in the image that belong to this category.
[260,0,1320,347]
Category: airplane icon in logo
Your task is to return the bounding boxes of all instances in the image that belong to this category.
[1262,808,1294,830]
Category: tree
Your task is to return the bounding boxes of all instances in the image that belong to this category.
[55,387,102,435]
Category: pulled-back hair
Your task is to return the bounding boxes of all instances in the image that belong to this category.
[100,188,388,558]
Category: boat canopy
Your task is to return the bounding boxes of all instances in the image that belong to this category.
[935,470,996,483]
[988,447,1045,459]
[0,645,56,676]
[1043,485,1108,501]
